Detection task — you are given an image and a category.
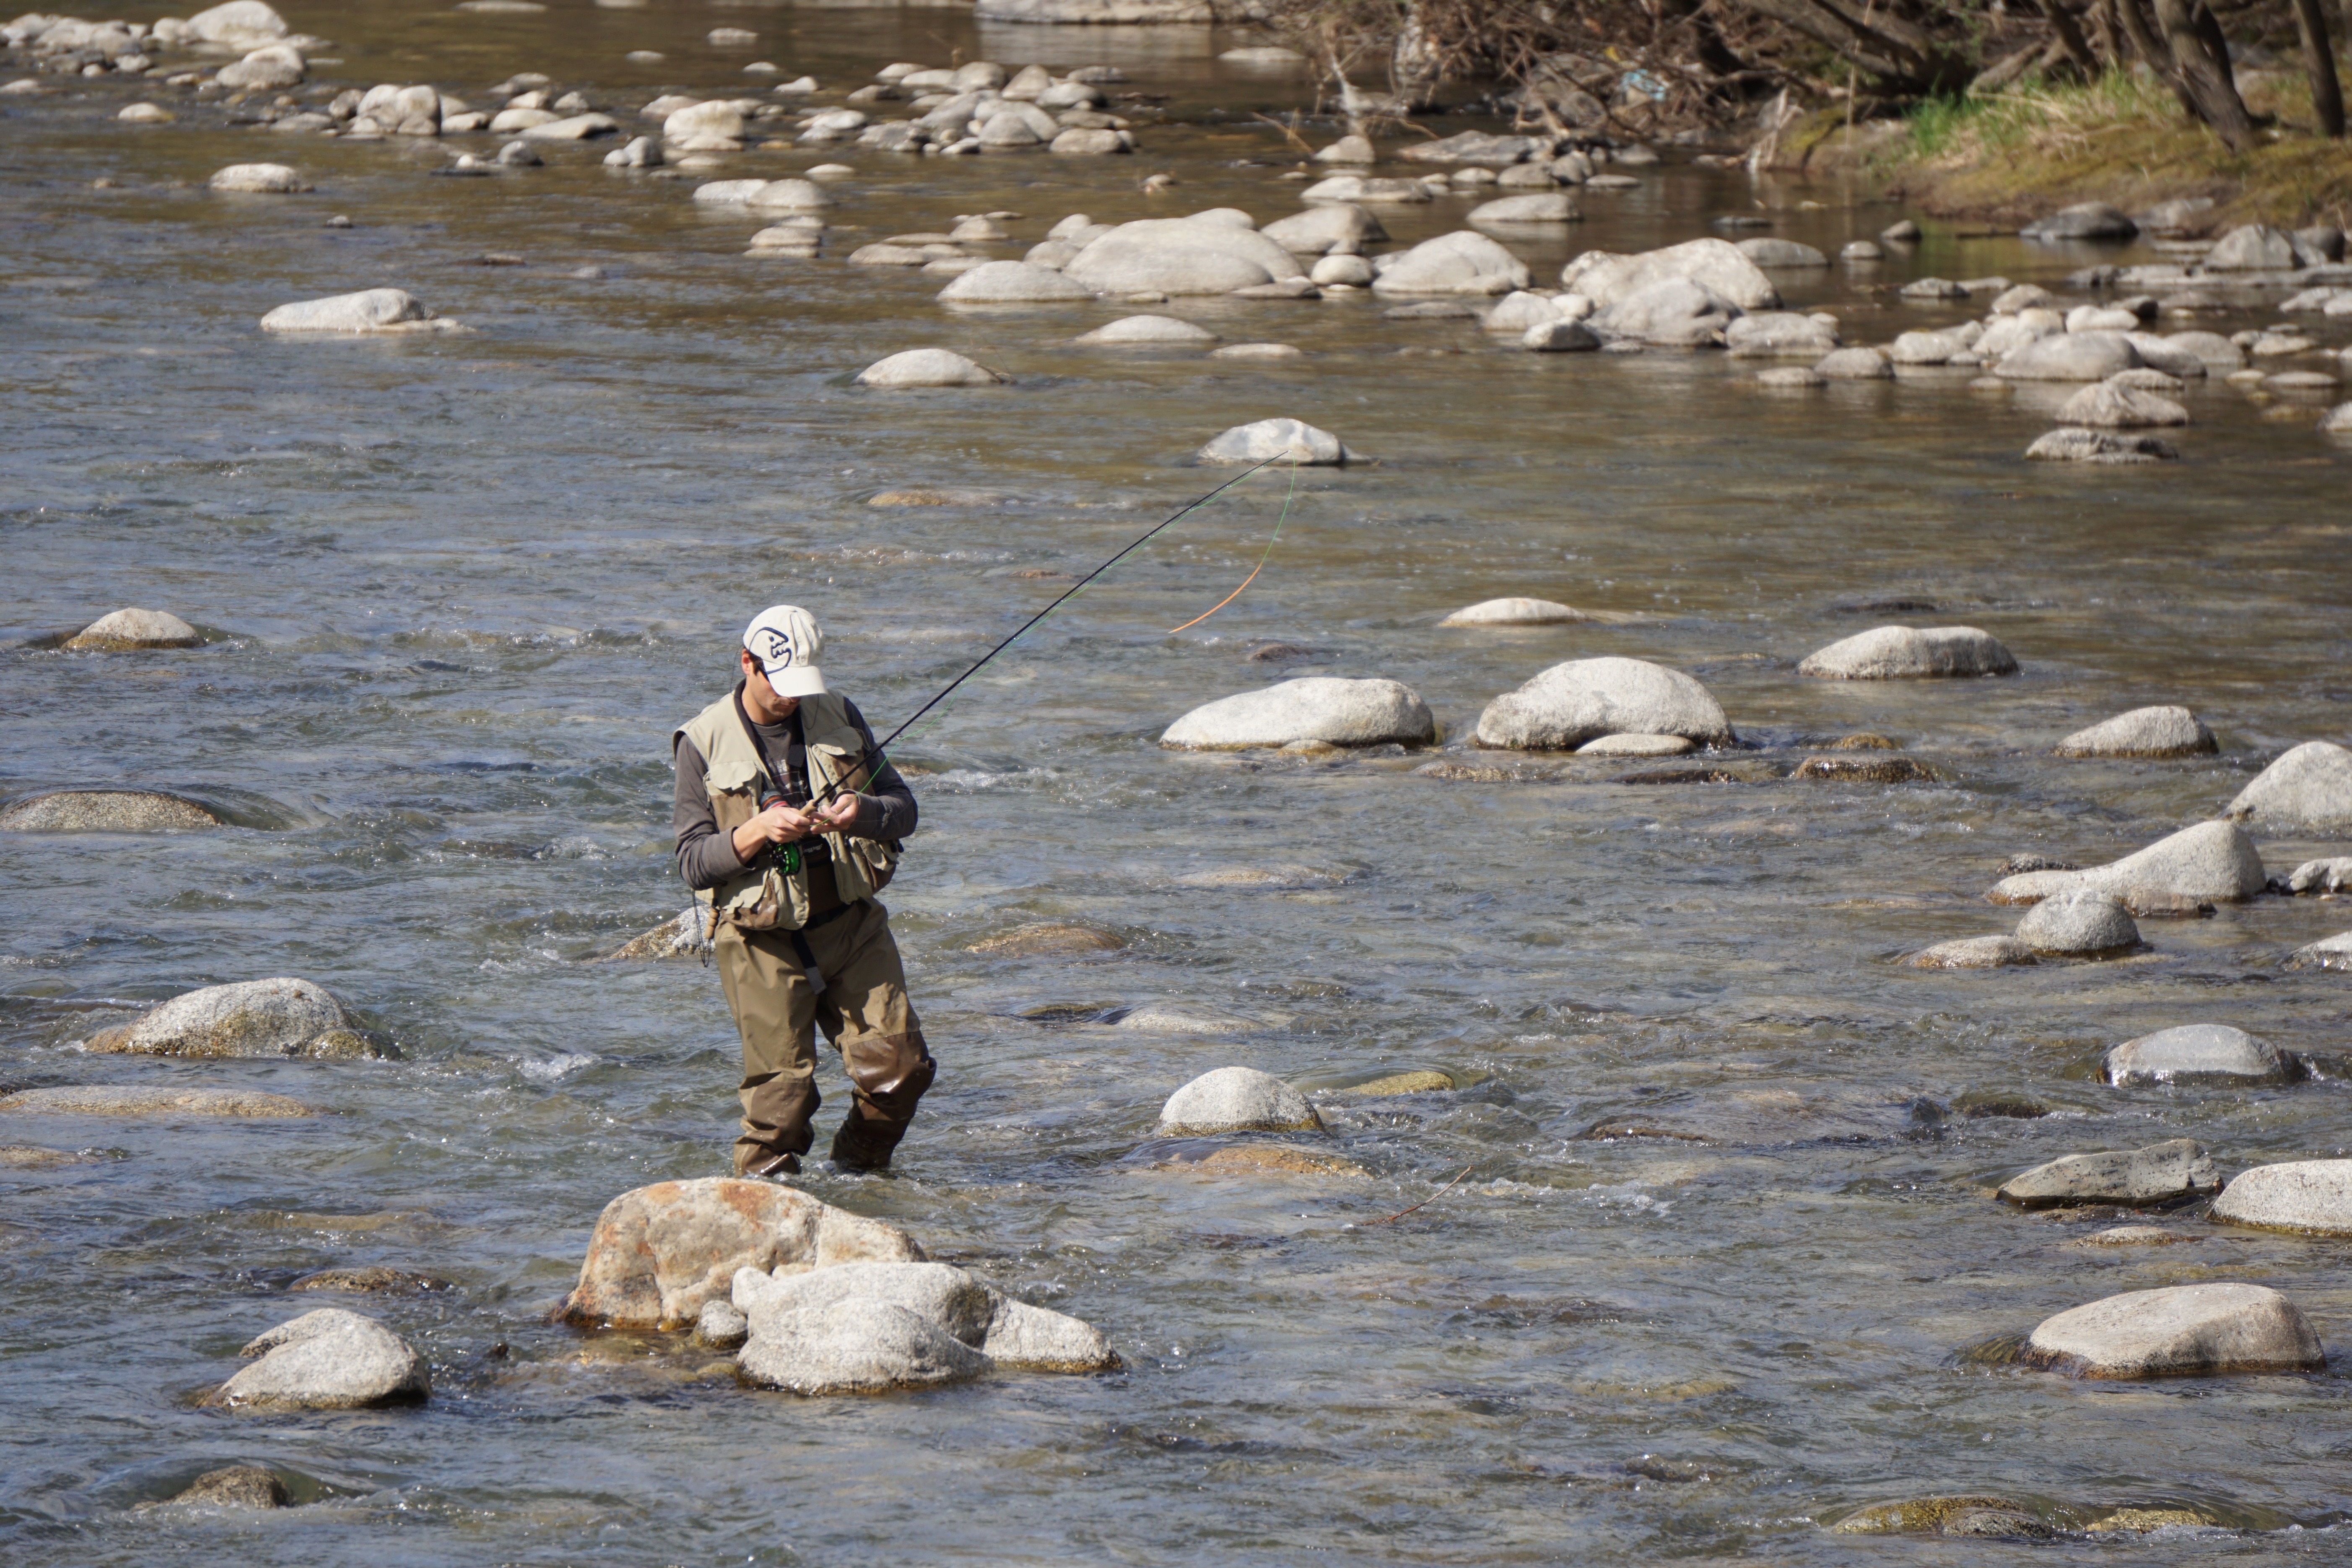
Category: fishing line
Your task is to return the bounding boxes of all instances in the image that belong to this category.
[1166,452,1299,635]
[795,452,1284,813]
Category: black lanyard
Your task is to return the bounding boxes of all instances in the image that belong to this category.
[731,682,807,807]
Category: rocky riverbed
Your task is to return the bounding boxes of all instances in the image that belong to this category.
[5,1,2352,1562]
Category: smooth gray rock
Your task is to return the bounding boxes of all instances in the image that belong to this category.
[1575,733,1694,756]
[2020,202,2136,241]
[2211,1160,2352,1236]
[737,1301,991,1394]
[2205,224,2297,271]
[1523,318,1600,351]
[1161,678,1432,749]
[2021,1283,2321,1378]
[2225,741,2352,833]
[1157,1065,1323,1135]
[519,113,619,142]
[2322,402,2352,434]
[1074,314,1218,345]
[1313,133,1374,164]
[64,608,198,651]
[1064,216,1305,295]
[1898,276,1968,301]
[1907,935,2038,968]
[605,906,711,960]
[1997,331,2142,381]
[1298,175,1433,205]
[2286,857,2352,893]
[0,789,222,831]
[2054,705,2216,758]
[2014,890,2140,956]
[693,1297,749,1350]
[735,1259,1119,1374]
[208,162,308,194]
[1736,237,1827,268]
[2026,428,2179,463]
[856,350,1007,388]
[1997,1139,2219,1208]
[662,101,744,142]
[1591,278,1739,346]
[2103,1024,2291,1086]
[1469,193,1579,226]
[1397,130,1538,166]
[0,1085,311,1117]
[936,261,1093,303]
[2057,381,2188,428]
[1259,202,1386,254]
[1724,312,1838,357]
[84,978,379,1060]
[206,1308,429,1410]
[146,1465,287,1509]
[1561,238,1779,309]
[1370,231,1531,296]
[1755,366,1826,387]
[1798,625,2016,680]
[2287,931,2352,970]
[1815,346,1893,379]
[1888,329,1968,365]
[1990,820,2266,908]
[1440,597,1584,626]
[1197,417,1348,465]
[1475,656,1732,750]
[260,289,453,334]
[1481,291,1568,333]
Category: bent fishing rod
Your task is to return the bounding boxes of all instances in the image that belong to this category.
[770,451,1286,823]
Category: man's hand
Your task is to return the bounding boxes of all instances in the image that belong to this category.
[731,800,818,863]
[812,794,862,834]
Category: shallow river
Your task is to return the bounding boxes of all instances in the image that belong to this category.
[6,3,2352,1563]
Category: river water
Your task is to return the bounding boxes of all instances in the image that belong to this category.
[6,3,2352,1562]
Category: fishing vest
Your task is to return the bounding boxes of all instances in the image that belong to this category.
[675,689,900,932]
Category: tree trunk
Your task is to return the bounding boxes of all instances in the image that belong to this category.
[1732,0,1973,95]
[2031,0,2103,78]
[2150,0,2257,148]
[2288,0,2347,135]
[2090,0,2125,69]
[2116,0,2207,117]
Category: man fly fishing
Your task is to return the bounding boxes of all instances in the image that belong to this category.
[673,606,931,1177]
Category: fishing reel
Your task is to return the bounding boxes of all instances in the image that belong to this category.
[756,783,803,875]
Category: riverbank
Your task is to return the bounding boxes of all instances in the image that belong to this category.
[1860,68,2352,231]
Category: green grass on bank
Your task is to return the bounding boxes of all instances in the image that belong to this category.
[1874,66,2352,229]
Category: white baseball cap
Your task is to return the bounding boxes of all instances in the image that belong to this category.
[741,605,828,698]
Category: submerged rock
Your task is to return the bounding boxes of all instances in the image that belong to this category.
[2014,890,2140,956]
[1156,1066,1323,1136]
[2210,1160,2352,1236]
[1074,314,1218,345]
[2286,931,2352,971]
[2102,1024,2292,1086]
[1906,935,2037,969]
[0,790,222,831]
[1440,597,1584,626]
[205,1308,429,1410]
[1154,1143,1365,1176]
[1989,820,2265,908]
[937,261,1093,303]
[1830,1496,2050,1537]
[1160,677,1432,750]
[1198,418,1349,465]
[558,1177,926,1330]
[1579,733,1696,757]
[1797,625,2017,680]
[2026,428,2180,463]
[1996,1139,2219,1209]
[84,978,380,1060]
[260,290,456,334]
[2053,705,2215,758]
[1474,657,1732,750]
[64,607,199,649]
[856,349,1007,388]
[1792,756,1936,783]
[2225,741,2352,833]
[143,1465,287,1509]
[290,1265,449,1293]
[0,1086,310,1118]
[967,923,1123,957]
[2021,1283,2322,1378]
[605,907,710,961]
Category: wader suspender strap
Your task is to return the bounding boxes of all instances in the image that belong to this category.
[731,683,830,995]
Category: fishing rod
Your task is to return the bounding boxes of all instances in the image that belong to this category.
[773,452,1287,824]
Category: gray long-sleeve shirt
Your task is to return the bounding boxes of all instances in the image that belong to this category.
[672,697,917,891]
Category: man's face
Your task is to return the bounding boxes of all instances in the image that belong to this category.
[740,649,801,715]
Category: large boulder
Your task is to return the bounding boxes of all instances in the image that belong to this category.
[557,1177,925,1329]
[1560,238,1780,310]
[1156,1066,1322,1135]
[2205,224,2297,271]
[1724,312,1838,358]
[2014,890,2139,956]
[1369,231,1530,296]
[1259,202,1387,255]
[1996,331,2143,381]
[2021,1284,2322,1378]
[0,1085,311,1117]
[209,162,308,194]
[936,261,1093,303]
[1063,216,1306,296]
[84,978,379,1060]
[2054,705,2216,758]
[2211,1160,2352,1236]
[735,1259,1119,1390]
[2102,1024,2292,1086]
[1996,1139,2219,1209]
[856,350,1007,388]
[1989,820,2266,908]
[260,290,454,335]
[203,1309,429,1410]
[0,790,223,831]
[1197,417,1348,465]
[64,607,200,649]
[2057,381,2188,428]
[1476,657,1731,750]
[189,2,290,43]
[1798,625,2017,679]
[1160,678,1432,749]
[2225,741,2352,833]
[1591,278,1740,346]
[217,49,305,91]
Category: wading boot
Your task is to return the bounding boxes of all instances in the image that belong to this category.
[736,1145,802,1179]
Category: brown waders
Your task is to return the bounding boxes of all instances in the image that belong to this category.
[713,896,934,1175]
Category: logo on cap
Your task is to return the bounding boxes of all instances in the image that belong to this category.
[756,628,796,668]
